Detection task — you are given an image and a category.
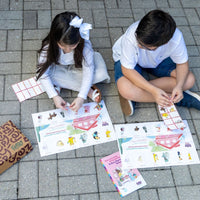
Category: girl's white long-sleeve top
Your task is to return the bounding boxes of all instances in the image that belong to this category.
[38,40,94,100]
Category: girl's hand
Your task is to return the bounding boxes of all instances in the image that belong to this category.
[171,86,183,103]
[53,95,66,109]
[70,97,84,112]
[152,88,171,107]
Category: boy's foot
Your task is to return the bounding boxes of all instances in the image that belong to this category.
[118,93,135,116]
[176,90,200,110]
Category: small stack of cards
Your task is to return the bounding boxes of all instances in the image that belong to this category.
[158,103,186,130]
[12,77,44,102]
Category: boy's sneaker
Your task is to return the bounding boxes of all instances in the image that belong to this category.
[176,90,200,110]
[118,93,136,116]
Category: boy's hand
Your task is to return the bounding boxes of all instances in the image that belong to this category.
[152,88,171,107]
[70,97,84,112]
[171,86,183,103]
[53,95,66,109]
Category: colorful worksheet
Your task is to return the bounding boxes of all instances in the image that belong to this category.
[12,77,44,102]
[100,152,146,197]
[158,103,185,130]
[32,100,116,157]
[115,121,200,169]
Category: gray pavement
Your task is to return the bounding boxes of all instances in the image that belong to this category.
[0,0,200,199]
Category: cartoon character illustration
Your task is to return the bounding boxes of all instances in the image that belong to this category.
[185,142,192,147]
[160,107,166,112]
[48,112,57,120]
[153,153,159,162]
[67,137,76,145]
[115,167,122,178]
[42,143,48,150]
[113,167,138,186]
[128,172,137,180]
[170,107,175,112]
[175,119,183,123]
[134,126,139,131]
[142,126,147,133]
[177,151,182,160]
[84,105,90,113]
[162,152,169,162]
[60,111,65,118]
[94,104,103,111]
[102,121,109,126]
[136,181,142,185]
[93,131,100,140]
[38,115,42,123]
[105,130,111,137]
[57,140,64,147]
[138,156,143,162]
[80,133,88,143]
[162,113,168,118]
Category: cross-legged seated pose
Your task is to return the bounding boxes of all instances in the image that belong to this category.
[37,11,110,112]
[112,9,200,116]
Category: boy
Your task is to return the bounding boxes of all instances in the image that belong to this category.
[112,9,200,116]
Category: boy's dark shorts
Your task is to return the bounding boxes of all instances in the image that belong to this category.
[114,57,176,83]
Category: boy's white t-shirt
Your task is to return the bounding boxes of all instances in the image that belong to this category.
[38,40,94,99]
[112,21,188,69]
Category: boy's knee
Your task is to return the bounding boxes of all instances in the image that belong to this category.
[186,71,195,89]
[117,79,129,98]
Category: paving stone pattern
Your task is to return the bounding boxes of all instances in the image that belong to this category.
[0,0,200,199]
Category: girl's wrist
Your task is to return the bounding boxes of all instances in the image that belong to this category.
[53,95,59,100]
[77,96,84,100]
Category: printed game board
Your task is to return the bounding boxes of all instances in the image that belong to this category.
[12,77,44,102]
[115,121,200,169]
[100,152,146,197]
[158,103,186,130]
[32,100,116,156]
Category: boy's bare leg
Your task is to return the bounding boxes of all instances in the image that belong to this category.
[117,71,195,103]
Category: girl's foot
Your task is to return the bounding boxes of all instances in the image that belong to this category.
[88,85,102,103]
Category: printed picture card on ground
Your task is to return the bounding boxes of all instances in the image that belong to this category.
[12,77,44,102]
[158,103,186,130]
[32,100,116,156]
[115,121,200,169]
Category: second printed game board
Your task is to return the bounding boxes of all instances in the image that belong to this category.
[115,121,200,169]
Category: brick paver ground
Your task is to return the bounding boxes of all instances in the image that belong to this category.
[0,0,200,199]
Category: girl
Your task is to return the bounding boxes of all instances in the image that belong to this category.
[37,11,110,112]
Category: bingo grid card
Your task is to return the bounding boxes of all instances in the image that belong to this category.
[158,103,186,130]
[12,77,44,102]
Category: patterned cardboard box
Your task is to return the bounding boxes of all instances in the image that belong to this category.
[0,121,33,174]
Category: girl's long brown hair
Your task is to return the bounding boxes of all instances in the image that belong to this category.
[36,11,84,80]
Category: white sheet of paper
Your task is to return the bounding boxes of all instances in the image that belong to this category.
[32,100,116,157]
[158,103,186,130]
[12,77,44,102]
[115,121,200,169]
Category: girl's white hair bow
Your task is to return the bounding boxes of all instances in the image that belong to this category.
[70,16,92,40]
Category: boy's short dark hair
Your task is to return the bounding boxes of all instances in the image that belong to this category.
[135,10,176,47]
